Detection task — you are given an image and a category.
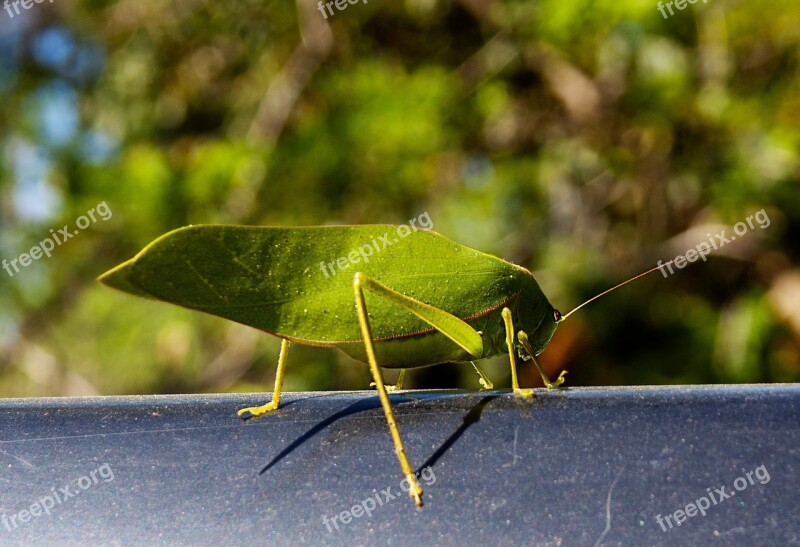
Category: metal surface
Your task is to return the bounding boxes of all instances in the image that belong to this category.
[0,385,798,546]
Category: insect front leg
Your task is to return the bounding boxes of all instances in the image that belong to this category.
[353,273,424,508]
[518,331,567,389]
[237,338,290,418]
[501,308,534,398]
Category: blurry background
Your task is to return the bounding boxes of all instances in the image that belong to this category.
[0,0,798,398]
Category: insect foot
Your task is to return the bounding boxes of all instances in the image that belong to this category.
[470,361,494,390]
[405,473,424,508]
[370,369,405,391]
[237,400,280,418]
[370,382,404,392]
[545,370,568,389]
[517,331,569,390]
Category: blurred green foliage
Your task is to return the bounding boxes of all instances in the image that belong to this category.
[0,0,798,397]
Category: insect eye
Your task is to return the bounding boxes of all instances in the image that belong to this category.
[553,309,562,322]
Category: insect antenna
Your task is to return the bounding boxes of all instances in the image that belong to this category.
[558,260,674,322]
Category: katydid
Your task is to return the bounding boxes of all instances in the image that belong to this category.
[98,224,665,507]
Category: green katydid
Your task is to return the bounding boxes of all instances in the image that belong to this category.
[98,224,665,507]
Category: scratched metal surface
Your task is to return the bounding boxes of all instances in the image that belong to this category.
[0,385,798,546]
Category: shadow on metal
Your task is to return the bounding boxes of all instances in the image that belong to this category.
[259,396,390,474]
[417,394,499,472]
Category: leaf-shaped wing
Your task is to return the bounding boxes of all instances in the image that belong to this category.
[99,225,534,345]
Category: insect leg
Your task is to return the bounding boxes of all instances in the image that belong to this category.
[393,369,405,390]
[237,338,290,418]
[470,361,494,390]
[518,331,567,389]
[353,273,424,508]
[353,273,483,357]
[370,368,405,391]
[501,308,533,398]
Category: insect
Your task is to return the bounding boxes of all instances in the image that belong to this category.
[98,224,665,507]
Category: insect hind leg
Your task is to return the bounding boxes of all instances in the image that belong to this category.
[353,272,423,507]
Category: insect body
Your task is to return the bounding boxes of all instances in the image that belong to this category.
[99,225,650,507]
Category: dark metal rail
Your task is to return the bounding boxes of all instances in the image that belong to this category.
[1,385,798,545]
